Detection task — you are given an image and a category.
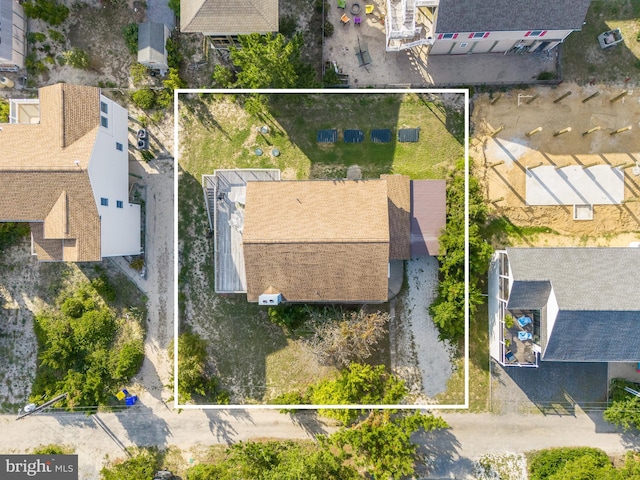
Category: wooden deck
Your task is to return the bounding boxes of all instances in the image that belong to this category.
[203,169,280,293]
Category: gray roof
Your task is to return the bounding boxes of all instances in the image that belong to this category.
[506,248,640,312]
[436,0,591,34]
[507,280,551,310]
[0,0,25,67]
[543,310,640,362]
[181,0,278,34]
[138,22,168,69]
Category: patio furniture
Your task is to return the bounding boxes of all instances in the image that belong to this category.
[337,0,346,8]
[518,331,533,342]
[350,2,361,14]
[354,16,362,26]
[365,4,374,14]
[341,13,350,25]
[517,316,532,328]
[505,350,517,363]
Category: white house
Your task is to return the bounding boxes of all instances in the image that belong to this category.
[0,0,26,70]
[0,83,140,261]
[385,0,592,53]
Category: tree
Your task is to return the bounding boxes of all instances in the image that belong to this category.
[429,158,493,341]
[131,88,157,110]
[214,33,318,89]
[305,309,390,367]
[61,48,90,69]
[604,395,640,431]
[323,410,449,480]
[122,23,139,55]
[0,98,9,123]
[0,223,30,253]
[308,363,406,425]
[528,447,612,480]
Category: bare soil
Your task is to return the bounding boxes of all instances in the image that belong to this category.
[473,83,640,243]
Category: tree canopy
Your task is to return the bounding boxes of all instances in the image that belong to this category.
[603,379,640,431]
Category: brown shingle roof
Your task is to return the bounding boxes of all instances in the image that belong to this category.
[0,84,103,261]
[243,180,390,302]
[381,174,411,260]
[181,0,278,34]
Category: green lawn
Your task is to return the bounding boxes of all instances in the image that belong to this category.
[177,92,464,403]
[562,0,640,83]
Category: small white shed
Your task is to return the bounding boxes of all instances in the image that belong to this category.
[137,22,170,74]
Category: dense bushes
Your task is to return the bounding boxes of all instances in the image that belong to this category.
[0,223,30,253]
[604,379,640,431]
[22,0,69,25]
[123,23,139,55]
[32,280,144,410]
[528,447,612,480]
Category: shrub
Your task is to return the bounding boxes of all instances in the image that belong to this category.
[131,88,157,110]
[111,339,144,381]
[267,305,307,330]
[0,223,30,252]
[91,274,117,302]
[528,447,611,480]
[166,37,182,69]
[279,15,297,37]
[123,23,139,55]
[32,445,73,455]
[0,98,9,123]
[61,48,90,69]
[48,28,65,43]
[130,258,145,270]
[323,21,334,37]
[60,297,86,318]
[168,0,180,17]
[537,70,557,80]
[22,0,69,25]
[130,62,148,86]
[27,32,47,43]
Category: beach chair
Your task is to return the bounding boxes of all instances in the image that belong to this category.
[341,13,350,25]
[365,4,374,14]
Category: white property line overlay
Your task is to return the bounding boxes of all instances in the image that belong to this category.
[173,88,470,410]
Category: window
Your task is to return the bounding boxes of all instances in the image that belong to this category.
[116,200,123,208]
[438,32,458,40]
[100,198,108,206]
[100,116,108,128]
[116,142,123,151]
[100,101,108,113]
[460,43,468,48]
[470,32,489,38]
[525,30,547,37]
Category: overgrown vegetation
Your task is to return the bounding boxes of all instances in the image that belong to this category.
[430,159,493,341]
[60,48,90,69]
[32,444,74,455]
[0,223,30,253]
[31,275,145,410]
[123,23,139,55]
[484,216,558,247]
[603,378,640,431]
[527,447,640,479]
[22,0,69,25]
[101,447,163,480]
[169,332,228,405]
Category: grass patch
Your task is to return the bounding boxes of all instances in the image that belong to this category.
[562,0,640,83]
[436,302,490,411]
[484,216,558,247]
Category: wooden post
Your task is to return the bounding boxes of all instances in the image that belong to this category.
[490,125,505,137]
[528,162,544,169]
[526,94,539,105]
[623,198,638,203]
[610,126,632,135]
[554,163,567,169]
[614,162,629,168]
[553,91,572,103]
[488,160,505,168]
[490,93,502,105]
[582,126,601,136]
[491,197,505,204]
[526,127,543,137]
[553,127,572,137]
[619,163,636,169]
[582,92,599,103]
[610,90,629,103]
[582,161,599,168]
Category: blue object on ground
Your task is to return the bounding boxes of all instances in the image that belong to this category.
[122,389,130,397]
[125,395,138,406]
[517,316,532,327]
[344,129,364,143]
[317,129,338,143]
[398,128,420,142]
[370,129,392,143]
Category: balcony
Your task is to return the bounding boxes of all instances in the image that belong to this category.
[501,311,540,367]
[385,0,436,51]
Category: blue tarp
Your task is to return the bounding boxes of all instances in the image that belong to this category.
[398,128,420,143]
[370,129,392,143]
[317,129,338,143]
[344,129,364,143]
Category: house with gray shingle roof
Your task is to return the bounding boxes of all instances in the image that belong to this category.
[0,0,26,70]
[0,83,141,261]
[489,247,640,367]
[180,0,278,37]
[385,0,591,53]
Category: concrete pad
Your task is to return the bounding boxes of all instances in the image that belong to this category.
[526,165,624,205]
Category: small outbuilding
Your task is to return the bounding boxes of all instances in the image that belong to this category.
[138,22,170,74]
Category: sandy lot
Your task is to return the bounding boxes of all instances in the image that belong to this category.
[473,83,640,243]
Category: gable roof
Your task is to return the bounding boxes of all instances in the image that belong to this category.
[543,310,640,362]
[381,174,411,260]
[410,180,446,256]
[138,22,168,67]
[243,180,390,302]
[506,248,640,312]
[507,280,551,310]
[436,0,591,33]
[0,84,103,261]
[180,0,278,34]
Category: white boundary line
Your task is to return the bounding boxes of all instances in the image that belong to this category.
[173,88,470,410]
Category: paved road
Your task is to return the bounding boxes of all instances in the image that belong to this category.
[2,406,638,480]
